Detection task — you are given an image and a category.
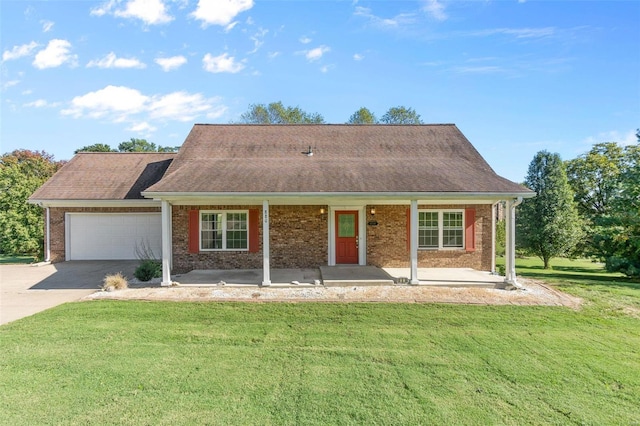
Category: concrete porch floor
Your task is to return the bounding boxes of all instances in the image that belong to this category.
[173,266,504,288]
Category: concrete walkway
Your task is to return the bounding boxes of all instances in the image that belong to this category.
[0,261,138,325]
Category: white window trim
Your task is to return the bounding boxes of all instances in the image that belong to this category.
[418,209,465,250]
[200,210,249,252]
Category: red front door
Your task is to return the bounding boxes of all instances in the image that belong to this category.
[335,211,359,264]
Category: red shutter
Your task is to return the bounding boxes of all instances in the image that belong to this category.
[465,208,476,252]
[249,209,259,253]
[188,210,199,254]
[406,208,411,252]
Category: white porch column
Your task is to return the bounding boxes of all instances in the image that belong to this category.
[504,197,523,286]
[161,200,172,287]
[491,203,496,274]
[44,207,51,262]
[261,200,271,287]
[410,200,419,285]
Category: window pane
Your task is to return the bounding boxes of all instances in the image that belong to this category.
[443,212,463,248]
[201,213,222,249]
[418,212,438,248]
[226,212,247,249]
[338,214,356,238]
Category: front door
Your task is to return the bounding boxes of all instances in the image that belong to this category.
[335,211,359,264]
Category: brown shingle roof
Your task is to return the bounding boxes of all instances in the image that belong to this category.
[30,152,175,200]
[145,124,529,194]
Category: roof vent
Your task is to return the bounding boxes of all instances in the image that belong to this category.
[303,146,314,157]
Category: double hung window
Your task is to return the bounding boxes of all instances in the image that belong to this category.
[200,211,248,251]
[418,210,464,249]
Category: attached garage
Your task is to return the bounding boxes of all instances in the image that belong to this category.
[66,213,162,260]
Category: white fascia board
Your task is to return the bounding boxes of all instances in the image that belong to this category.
[28,199,162,208]
[141,191,533,205]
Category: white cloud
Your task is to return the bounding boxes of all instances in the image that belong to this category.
[33,39,77,69]
[24,99,49,108]
[422,0,447,21]
[155,55,187,71]
[3,41,39,61]
[320,64,334,73]
[299,36,312,44]
[248,28,268,54]
[2,80,20,89]
[87,52,146,69]
[191,0,253,27]
[92,0,173,25]
[224,21,239,32]
[470,27,555,39]
[304,45,330,62]
[62,85,149,119]
[583,130,638,147]
[60,85,226,126]
[354,6,415,29]
[202,53,245,73]
[127,121,157,133]
[353,53,364,61]
[148,91,218,121]
[41,20,55,32]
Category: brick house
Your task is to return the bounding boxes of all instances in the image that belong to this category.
[30,124,533,286]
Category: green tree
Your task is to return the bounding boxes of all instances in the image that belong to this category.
[566,142,625,219]
[380,106,423,124]
[0,150,63,257]
[599,138,640,276]
[117,138,159,152]
[74,143,116,154]
[347,107,378,124]
[239,102,325,124]
[517,151,583,269]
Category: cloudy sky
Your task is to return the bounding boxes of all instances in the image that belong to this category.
[1,0,637,182]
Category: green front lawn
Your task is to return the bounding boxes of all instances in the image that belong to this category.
[1,258,639,425]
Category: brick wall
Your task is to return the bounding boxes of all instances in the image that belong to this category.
[366,204,493,270]
[171,205,328,273]
[47,206,161,262]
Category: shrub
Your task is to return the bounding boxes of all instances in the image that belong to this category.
[134,259,162,282]
[102,273,128,292]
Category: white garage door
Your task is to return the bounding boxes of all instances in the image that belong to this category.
[66,213,162,260]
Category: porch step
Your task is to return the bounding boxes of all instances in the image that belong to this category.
[319,266,396,287]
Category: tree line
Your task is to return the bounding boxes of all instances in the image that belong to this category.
[517,131,640,277]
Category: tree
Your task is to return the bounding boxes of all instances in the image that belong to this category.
[239,101,325,124]
[598,139,640,276]
[565,142,625,219]
[0,150,64,257]
[380,106,423,124]
[517,151,583,269]
[117,138,159,152]
[347,107,378,124]
[74,143,116,154]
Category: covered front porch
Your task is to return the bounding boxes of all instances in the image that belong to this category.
[172,265,506,289]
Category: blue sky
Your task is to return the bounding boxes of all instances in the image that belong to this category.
[1,0,638,182]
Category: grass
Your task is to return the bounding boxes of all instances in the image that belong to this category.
[0,255,36,264]
[1,258,639,425]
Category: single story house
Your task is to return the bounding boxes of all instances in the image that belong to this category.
[30,124,534,286]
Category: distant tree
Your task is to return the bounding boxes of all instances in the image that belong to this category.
[0,150,64,257]
[517,151,583,269]
[380,106,423,124]
[157,145,180,152]
[347,107,378,124]
[117,138,159,152]
[239,101,325,124]
[74,143,116,154]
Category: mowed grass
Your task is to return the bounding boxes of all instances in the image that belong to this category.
[0,255,36,264]
[1,259,639,425]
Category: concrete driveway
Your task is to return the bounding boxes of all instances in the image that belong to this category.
[0,261,138,326]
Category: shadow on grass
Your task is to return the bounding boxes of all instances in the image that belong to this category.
[518,270,640,291]
[0,255,36,265]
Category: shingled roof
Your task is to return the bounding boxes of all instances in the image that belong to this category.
[144,124,529,195]
[30,152,175,201]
